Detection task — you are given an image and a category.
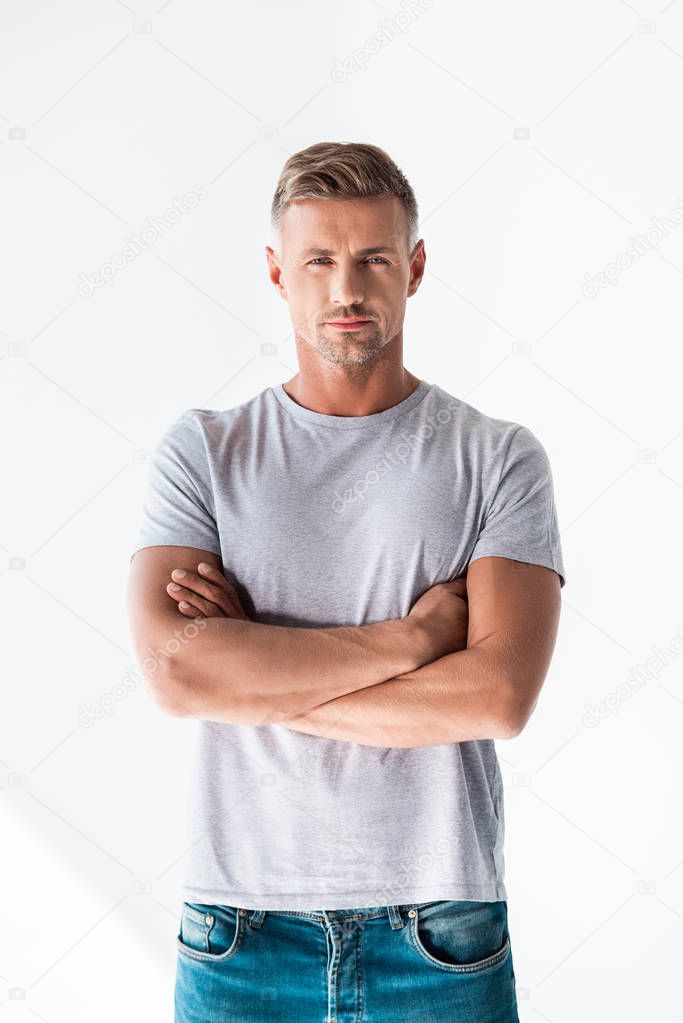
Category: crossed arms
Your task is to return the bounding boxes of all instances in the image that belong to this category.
[126,544,561,748]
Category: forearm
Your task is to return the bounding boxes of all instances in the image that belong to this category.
[169,614,432,726]
[279,642,517,748]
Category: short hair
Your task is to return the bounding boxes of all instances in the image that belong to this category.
[270,141,419,255]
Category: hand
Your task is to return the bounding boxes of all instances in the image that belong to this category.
[407,575,469,662]
[166,563,251,621]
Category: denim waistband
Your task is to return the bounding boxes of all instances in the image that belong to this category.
[242,902,426,931]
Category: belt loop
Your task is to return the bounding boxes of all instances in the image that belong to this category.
[386,904,404,929]
[248,910,266,929]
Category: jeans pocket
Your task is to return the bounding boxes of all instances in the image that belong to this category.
[408,899,511,974]
[176,902,245,963]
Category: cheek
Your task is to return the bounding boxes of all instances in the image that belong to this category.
[371,275,402,303]
[301,283,329,320]
[288,291,324,330]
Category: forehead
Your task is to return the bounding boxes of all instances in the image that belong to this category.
[281,195,408,251]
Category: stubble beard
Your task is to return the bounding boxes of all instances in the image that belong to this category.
[312,323,387,366]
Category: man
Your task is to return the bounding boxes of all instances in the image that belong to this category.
[127,141,565,1022]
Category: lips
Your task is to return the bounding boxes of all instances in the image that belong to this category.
[326,319,371,326]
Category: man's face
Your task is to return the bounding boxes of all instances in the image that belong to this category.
[266,195,424,366]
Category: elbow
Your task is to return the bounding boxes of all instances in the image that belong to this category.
[489,714,521,740]
[495,680,540,739]
[490,682,529,740]
[145,659,196,718]
[494,715,523,740]
[155,649,258,725]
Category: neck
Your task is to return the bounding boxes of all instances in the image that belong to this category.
[282,366,421,417]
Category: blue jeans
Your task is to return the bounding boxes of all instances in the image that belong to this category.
[174,898,520,1022]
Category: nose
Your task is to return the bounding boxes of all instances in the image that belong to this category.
[330,264,365,308]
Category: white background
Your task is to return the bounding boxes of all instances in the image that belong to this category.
[1,1,682,1020]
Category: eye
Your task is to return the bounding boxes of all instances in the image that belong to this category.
[307,256,390,266]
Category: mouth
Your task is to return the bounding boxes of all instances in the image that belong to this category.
[326,319,373,331]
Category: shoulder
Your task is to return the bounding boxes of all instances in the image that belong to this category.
[168,387,273,449]
[428,384,543,462]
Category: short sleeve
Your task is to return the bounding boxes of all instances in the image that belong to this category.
[130,412,221,561]
[469,424,566,587]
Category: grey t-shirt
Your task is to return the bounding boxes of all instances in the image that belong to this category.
[132,378,565,910]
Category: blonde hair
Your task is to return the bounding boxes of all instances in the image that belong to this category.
[270,141,419,255]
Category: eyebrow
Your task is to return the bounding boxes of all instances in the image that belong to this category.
[299,246,398,257]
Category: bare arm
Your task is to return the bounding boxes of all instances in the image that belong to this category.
[126,546,461,725]
[280,557,562,747]
[279,642,510,747]
[171,611,427,726]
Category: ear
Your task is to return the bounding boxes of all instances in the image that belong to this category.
[265,245,287,299]
[407,239,426,298]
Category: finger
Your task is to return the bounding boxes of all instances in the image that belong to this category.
[171,566,242,617]
[166,583,226,617]
[195,562,240,598]
[195,563,249,618]
[178,601,205,619]
[178,598,231,619]
[169,571,238,618]
[178,597,221,619]
[173,595,217,619]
